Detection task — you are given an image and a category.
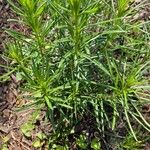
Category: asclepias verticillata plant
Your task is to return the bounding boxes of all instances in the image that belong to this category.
[2,0,150,148]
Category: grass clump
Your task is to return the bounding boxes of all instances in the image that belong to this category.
[2,0,150,149]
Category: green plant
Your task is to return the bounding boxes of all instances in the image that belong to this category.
[3,0,150,149]
[32,132,47,148]
[91,138,101,150]
[21,110,40,137]
[0,135,9,150]
[76,134,87,149]
[120,133,145,150]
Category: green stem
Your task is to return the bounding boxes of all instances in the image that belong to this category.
[123,91,138,141]
[112,99,117,130]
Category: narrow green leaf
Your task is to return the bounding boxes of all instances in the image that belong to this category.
[80,53,110,76]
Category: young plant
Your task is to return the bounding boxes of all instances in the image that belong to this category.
[3,0,150,149]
